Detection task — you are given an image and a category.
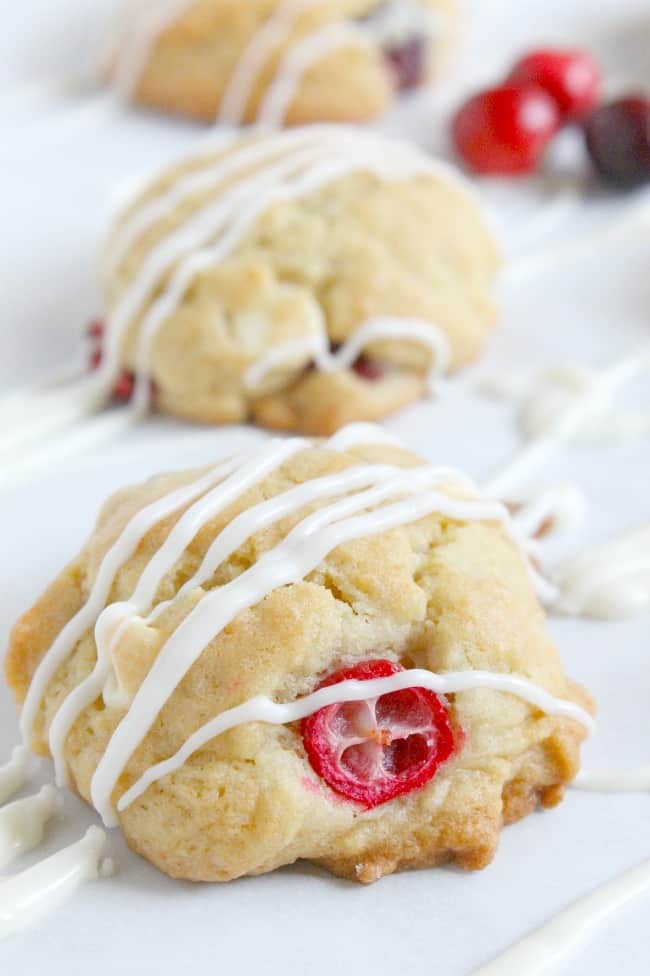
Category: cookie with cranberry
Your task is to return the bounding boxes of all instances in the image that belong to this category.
[100,125,499,434]
[6,436,592,883]
[108,0,458,125]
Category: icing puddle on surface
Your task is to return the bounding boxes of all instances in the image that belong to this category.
[474,858,650,976]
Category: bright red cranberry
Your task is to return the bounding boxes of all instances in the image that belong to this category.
[508,49,601,121]
[301,659,458,809]
[112,371,136,403]
[584,97,650,189]
[385,37,426,92]
[452,84,560,175]
[353,356,384,381]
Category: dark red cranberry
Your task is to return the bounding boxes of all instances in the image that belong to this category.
[385,37,426,92]
[507,48,601,121]
[452,84,560,175]
[90,348,103,371]
[584,97,650,189]
[353,357,384,381]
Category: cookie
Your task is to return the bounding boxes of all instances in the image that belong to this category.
[98,125,499,434]
[5,426,593,883]
[109,0,458,125]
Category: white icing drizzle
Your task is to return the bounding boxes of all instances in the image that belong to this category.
[0,748,29,806]
[0,827,108,942]
[0,787,59,871]
[551,523,650,620]
[244,315,452,394]
[572,766,650,793]
[473,858,650,975]
[218,0,348,126]
[255,22,372,129]
[118,668,594,815]
[483,346,650,497]
[508,483,586,541]
[47,436,308,785]
[20,458,248,744]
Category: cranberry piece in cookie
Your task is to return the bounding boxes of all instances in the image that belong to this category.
[508,49,602,121]
[452,84,560,175]
[352,356,384,381]
[112,371,136,403]
[385,37,426,92]
[584,97,650,188]
[301,659,457,809]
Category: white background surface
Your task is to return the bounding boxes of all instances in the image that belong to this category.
[1,1,650,974]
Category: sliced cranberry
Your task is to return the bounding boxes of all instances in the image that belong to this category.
[584,97,650,189]
[301,659,458,809]
[508,49,602,121]
[384,37,426,92]
[452,84,560,175]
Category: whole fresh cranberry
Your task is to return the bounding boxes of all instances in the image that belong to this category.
[508,48,602,121]
[452,84,560,175]
[301,659,458,809]
[584,97,650,188]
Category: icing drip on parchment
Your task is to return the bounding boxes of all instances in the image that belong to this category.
[572,766,650,793]
[551,523,650,620]
[482,346,650,499]
[0,786,59,870]
[473,857,650,975]
[479,347,650,621]
[0,827,108,942]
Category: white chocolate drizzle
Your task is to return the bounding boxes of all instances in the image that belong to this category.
[17,425,589,826]
[0,787,59,871]
[254,21,372,129]
[508,483,586,541]
[0,747,29,806]
[473,857,650,975]
[244,315,451,394]
[572,766,650,793]
[118,668,593,816]
[0,827,108,942]
[482,346,650,497]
